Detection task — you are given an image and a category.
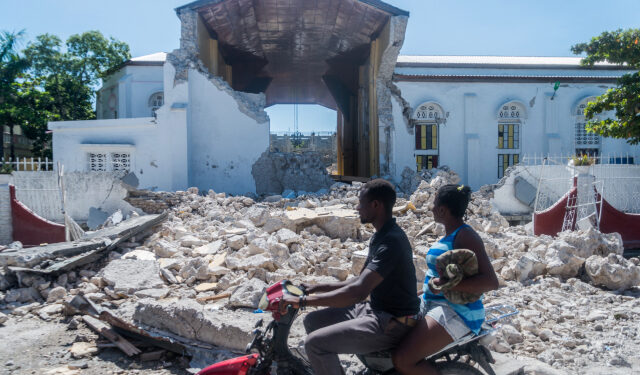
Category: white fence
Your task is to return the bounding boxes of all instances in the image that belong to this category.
[0,157,54,172]
[521,154,640,214]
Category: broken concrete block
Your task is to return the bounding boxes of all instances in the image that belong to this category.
[122,249,157,261]
[247,237,269,255]
[245,205,270,227]
[87,207,109,230]
[0,312,8,324]
[152,240,180,258]
[134,288,170,299]
[47,286,67,303]
[284,205,359,241]
[70,342,98,358]
[194,240,223,256]
[225,253,275,272]
[585,254,640,290]
[327,267,349,281]
[103,209,124,228]
[228,278,267,308]
[4,287,41,303]
[180,235,206,248]
[134,299,257,351]
[209,253,227,268]
[275,228,301,246]
[0,269,16,291]
[195,282,218,293]
[226,235,246,250]
[262,216,292,234]
[501,324,524,345]
[514,254,546,282]
[121,172,140,188]
[160,268,178,284]
[39,303,64,320]
[350,250,368,275]
[207,265,230,277]
[100,259,165,294]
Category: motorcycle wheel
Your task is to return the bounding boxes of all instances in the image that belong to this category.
[436,361,485,375]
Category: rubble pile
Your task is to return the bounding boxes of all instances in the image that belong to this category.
[0,166,638,373]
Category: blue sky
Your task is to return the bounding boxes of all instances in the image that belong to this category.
[2,0,639,132]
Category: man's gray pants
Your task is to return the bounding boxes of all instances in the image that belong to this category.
[302,302,412,375]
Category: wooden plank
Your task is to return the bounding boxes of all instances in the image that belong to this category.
[82,315,141,357]
[196,291,232,303]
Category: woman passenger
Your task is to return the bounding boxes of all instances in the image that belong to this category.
[392,184,499,375]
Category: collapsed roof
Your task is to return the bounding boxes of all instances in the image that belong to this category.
[176,0,409,108]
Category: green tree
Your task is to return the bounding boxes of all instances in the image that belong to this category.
[572,29,640,144]
[19,31,130,157]
[0,30,29,161]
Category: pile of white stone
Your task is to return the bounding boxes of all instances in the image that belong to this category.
[1,166,639,373]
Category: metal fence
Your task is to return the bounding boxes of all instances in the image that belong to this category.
[520,154,640,214]
[0,157,54,172]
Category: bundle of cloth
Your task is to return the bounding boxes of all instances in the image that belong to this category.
[428,248,482,305]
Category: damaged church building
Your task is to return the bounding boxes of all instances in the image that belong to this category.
[48,0,639,196]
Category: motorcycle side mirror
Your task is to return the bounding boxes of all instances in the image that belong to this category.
[254,318,264,328]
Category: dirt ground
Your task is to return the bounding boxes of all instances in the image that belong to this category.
[0,316,190,375]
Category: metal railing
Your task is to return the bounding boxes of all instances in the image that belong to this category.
[523,153,640,215]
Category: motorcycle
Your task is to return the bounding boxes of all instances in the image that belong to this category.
[197,280,518,375]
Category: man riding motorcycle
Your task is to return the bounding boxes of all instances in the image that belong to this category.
[279,179,420,375]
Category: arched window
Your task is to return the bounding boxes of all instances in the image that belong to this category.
[574,96,601,158]
[497,101,525,178]
[149,92,164,116]
[413,102,444,172]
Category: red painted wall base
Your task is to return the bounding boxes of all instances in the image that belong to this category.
[10,185,65,246]
[534,186,640,249]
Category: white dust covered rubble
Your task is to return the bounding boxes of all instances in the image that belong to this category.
[1,166,639,374]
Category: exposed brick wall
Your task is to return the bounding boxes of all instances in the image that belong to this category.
[125,190,180,214]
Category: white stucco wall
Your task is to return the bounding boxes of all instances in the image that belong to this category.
[11,171,142,223]
[0,184,11,245]
[391,79,640,190]
[49,112,188,192]
[97,65,164,120]
[186,68,269,195]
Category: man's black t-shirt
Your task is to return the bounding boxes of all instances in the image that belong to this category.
[364,218,420,317]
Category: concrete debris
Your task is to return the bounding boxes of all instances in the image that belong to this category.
[100,259,165,294]
[46,286,67,303]
[252,151,333,195]
[99,209,124,228]
[0,311,7,324]
[585,254,640,290]
[87,207,109,231]
[133,298,257,351]
[69,342,98,358]
[0,166,637,373]
[0,213,167,270]
[228,278,267,308]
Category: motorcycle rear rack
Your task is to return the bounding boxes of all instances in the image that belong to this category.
[426,304,518,360]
